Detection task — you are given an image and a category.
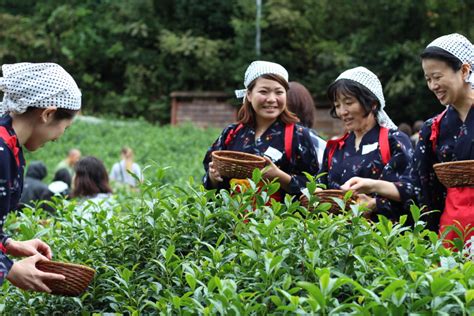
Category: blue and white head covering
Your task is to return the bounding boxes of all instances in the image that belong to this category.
[335,66,397,130]
[234,60,289,99]
[426,33,474,88]
[0,62,82,115]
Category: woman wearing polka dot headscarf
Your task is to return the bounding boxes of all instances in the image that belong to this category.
[0,62,81,292]
[346,34,474,250]
[318,66,414,222]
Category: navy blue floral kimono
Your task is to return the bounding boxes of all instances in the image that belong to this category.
[0,115,25,284]
[399,105,474,232]
[203,120,320,196]
[318,124,413,221]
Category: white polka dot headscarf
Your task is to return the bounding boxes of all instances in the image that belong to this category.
[234,60,289,99]
[0,62,82,115]
[426,33,474,88]
[335,66,397,130]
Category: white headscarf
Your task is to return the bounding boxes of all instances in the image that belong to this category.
[234,61,289,99]
[0,62,82,115]
[335,66,397,130]
[426,33,474,88]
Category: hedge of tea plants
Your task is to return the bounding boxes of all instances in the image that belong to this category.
[0,169,473,314]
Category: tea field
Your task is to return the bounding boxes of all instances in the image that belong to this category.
[0,117,473,314]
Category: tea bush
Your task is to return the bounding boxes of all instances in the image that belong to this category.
[1,171,473,314]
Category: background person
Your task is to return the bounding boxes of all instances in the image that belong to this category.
[0,62,81,292]
[318,66,413,222]
[203,61,320,199]
[109,146,142,188]
[72,156,114,211]
[19,161,50,207]
[55,148,81,176]
[287,81,326,166]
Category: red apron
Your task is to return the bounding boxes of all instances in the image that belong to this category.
[439,187,474,247]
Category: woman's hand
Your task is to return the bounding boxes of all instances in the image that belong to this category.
[6,254,65,293]
[356,193,376,219]
[5,239,53,260]
[262,157,292,191]
[208,161,223,186]
[341,177,376,195]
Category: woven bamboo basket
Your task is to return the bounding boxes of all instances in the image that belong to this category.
[433,160,474,188]
[300,189,356,214]
[212,150,266,179]
[36,261,95,296]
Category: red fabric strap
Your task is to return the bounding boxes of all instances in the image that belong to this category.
[430,109,448,153]
[0,243,6,254]
[0,126,20,167]
[284,123,294,161]
[224,123,244,147]
[326,133,349,169]
[378,127,391,165]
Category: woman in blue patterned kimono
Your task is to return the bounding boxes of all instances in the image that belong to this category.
[203,61,320,199]
[0,63,81,292]
[318,67,413,222]
[345,34,473,246]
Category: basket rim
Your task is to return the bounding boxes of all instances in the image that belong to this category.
[212,150,266,164]
[36,260,96,274]
[433,160,474,168]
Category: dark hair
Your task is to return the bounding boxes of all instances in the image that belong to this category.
[287,82,316,128]
[398,122,413,136]
[53,168,72,187]
[327,79,380,119]
[412,120,424,133]
[420,46,463,71]
[237,73,299,126]
[71,156,112,198]
[25,107,78,120]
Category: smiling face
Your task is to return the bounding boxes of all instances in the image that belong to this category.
[334,93,376,133]
[24,108,74,151]
[247,77,287,125]
[422,58,467,106]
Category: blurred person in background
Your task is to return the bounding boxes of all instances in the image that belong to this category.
[19,161,50,207]
[109,146,142,188]
[55,148,81,176]
[287,81,326,166]
[410,120,424,147]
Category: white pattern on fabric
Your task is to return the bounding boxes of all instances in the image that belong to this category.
[0,63,81,115]
[427,33,474,88]
[335,66,397,130]
[234,61,288,99]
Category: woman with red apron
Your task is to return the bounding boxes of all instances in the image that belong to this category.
[346,33,474,248]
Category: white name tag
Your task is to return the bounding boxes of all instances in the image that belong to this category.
[361,142,379,155]
[264,146,283,162]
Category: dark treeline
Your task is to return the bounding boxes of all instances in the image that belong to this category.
[0,0,472,124]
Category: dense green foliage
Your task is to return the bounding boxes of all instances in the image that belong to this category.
[1,1,472,124]
[1,172,473,314]
[0,119,472,313]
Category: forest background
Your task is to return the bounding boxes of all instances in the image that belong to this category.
[0,0,473,125]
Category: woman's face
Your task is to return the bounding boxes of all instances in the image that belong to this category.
[24,109,74,151]
[334,93,373,132]
[422,58,467,106]
[247,78,287,124]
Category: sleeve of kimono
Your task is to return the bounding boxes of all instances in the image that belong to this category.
[287,127,321,194]
[0,139,13,220]
[202,124,237,190]
[316,144,331,187]
[0,251,13,285]
[374,130,414,220]
[404,120,445,231]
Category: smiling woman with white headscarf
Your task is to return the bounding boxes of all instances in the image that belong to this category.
[203,60,320,200]
[0,62,81,293]
[318,66,414,222]
[343,34,474,248]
